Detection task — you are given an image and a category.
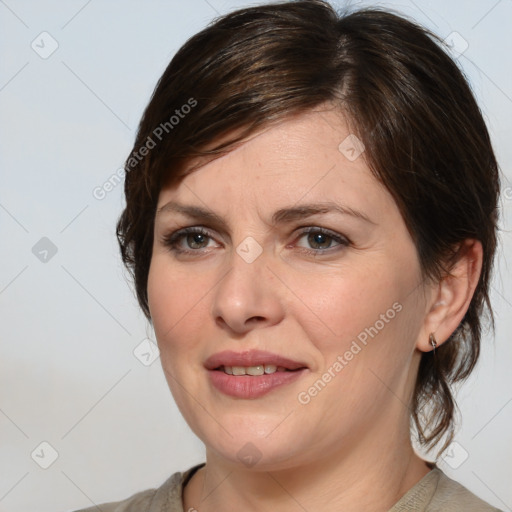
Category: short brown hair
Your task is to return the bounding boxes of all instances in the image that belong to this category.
[117,0,500,453]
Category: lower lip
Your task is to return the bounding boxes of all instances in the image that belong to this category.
[208,368,308,399]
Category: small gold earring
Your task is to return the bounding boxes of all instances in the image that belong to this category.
[429,333,437,352]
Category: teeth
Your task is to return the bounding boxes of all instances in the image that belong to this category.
[247,365,264,376]
[222,364,279,375]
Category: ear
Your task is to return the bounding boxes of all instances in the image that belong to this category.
[416,239,483,352]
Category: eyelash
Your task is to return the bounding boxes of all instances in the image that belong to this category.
[161,226,350,256]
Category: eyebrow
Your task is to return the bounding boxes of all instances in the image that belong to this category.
[156,200,375,227]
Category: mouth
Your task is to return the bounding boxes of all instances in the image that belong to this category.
[216,364,305,376]
[204,349,308,373]
[204,350,309,399]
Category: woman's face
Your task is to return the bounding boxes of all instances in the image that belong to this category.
[148,107,432,471]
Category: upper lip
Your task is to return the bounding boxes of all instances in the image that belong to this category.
[204,350,308,370]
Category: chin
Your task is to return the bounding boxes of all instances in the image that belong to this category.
[208,438,309,472]
[197,420,311,471]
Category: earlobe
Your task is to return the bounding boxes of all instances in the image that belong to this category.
[428,332,437,352]
[417,239,483,353]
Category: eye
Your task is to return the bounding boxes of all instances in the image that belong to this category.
[162,227,219,254]
[294,227,349,253]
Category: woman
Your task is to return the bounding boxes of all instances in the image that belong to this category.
[77,1,501,510]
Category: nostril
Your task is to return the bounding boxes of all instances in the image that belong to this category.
[247,316,265,323]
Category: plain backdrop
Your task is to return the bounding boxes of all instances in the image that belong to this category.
[1,1,511,511]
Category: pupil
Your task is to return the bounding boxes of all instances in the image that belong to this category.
[188,233,206,248]
[309,232,331,249]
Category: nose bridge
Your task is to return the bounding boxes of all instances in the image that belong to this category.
[210,239,284,333]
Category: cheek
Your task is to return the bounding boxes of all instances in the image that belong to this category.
[291,262,403,343]
[147,258,211,420]
[147,257,206,356]
[292,257,423,386]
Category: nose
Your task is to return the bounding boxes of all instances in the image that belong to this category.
[210,247,285,335]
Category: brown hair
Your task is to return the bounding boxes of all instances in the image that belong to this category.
[116,0,500,453]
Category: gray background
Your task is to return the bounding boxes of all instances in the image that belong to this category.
[0,1,511,511]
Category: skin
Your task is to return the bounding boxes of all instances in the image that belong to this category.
[147,106,482,512]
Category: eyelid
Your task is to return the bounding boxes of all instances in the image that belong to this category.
[161,224,351,255]
[295,226,350,242]
[292,226,350,252]
[161,226,222,254]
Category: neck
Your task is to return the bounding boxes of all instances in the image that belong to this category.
[183,427,431,512]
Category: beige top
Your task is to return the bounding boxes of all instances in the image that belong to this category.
[73,464,502,511]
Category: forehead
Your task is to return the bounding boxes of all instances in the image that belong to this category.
[156,108,397,223]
